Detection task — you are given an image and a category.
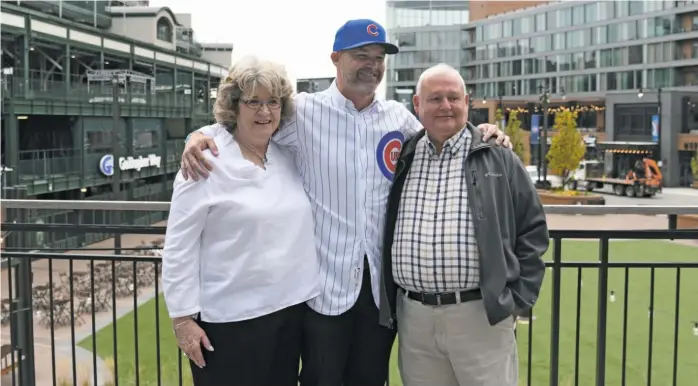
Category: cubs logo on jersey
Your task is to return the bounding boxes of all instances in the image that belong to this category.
[376,131,404,181]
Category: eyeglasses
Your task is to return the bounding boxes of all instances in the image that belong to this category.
[241,98,282,110]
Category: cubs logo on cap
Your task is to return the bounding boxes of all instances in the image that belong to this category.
[333,19,399,55]
[376,131,404,180]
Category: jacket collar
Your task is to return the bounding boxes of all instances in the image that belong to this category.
[400,121,492,159]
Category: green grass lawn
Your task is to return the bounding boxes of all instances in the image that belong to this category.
[78,240,698,386]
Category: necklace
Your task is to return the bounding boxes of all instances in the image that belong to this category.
[236,135,268,166]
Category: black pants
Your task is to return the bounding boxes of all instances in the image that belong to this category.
[300,258,397,386]
[190,302,304,386]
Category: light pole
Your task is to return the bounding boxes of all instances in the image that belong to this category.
[467,89,474,122]
[537,83,551,189]
[638,87,662,161]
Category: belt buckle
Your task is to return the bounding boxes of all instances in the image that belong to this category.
[424,293,441,306]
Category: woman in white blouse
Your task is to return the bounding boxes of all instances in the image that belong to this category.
[161,57,320,386]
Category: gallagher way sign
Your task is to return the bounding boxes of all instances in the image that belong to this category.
[99,154,162,176]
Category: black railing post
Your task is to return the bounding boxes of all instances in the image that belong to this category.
[549,237,562,386]
[595,237,610,386]
[17,258,37,386]
[668,214,677,241]
[112,74,122,255]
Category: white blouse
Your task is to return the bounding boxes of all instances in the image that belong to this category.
[162,129,321,323]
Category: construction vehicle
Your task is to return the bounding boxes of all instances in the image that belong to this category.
[569,141,662,197]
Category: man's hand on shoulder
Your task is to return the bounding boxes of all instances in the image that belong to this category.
[477,123,512,149]
[182,132,219,181]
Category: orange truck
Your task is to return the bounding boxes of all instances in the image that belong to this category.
[570,142,663,197]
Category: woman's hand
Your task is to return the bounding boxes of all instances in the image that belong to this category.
[173,317,214,368]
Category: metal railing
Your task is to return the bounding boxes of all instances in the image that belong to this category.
[1,200,697,386]
[2,70,212,113]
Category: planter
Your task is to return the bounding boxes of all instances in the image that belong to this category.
[691,181,698,190]
[537,190,606,206]
[678,214,698,229]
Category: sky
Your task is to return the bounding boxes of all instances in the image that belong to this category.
[149,0,388,96]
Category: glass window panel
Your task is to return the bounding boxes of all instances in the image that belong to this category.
[536,13,546,32]
[629,45,643,65]
[585,3,597,23]
[558,54,571,71]
[615,1,629,18]
[596,26,608,44]
[585,51,597,69]
[572,5,585,25]
[599,1,614,21]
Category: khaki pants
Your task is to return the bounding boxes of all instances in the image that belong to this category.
[396,290,518,386]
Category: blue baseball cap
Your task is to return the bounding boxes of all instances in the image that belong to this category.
[333,19,399,55]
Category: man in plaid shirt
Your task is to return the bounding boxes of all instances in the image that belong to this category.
[379,64,549,386]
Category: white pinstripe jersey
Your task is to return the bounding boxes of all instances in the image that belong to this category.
[280,82,421,316]
[201,82,421,315]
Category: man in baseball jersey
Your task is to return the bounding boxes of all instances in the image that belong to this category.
[180,19,512,386]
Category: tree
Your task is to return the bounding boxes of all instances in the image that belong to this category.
[691,150,698,180]
[493,107,504,127]
[504,111,526,162]
[546,109,585,188]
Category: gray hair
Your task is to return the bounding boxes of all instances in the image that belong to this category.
[415,63,467,97]
[213,56,295,134]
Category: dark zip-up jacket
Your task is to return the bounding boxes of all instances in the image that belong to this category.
[378,123,549,329]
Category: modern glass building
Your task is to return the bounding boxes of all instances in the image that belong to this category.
[386,0,470,30]
[386,0,469,111]
[387,0,698,187]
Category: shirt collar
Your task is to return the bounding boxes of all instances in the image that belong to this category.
[424,124,471,157]
[326,80,384,113]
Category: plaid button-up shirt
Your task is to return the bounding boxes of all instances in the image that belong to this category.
[391,127,480,293]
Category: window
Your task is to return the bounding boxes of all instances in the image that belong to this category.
[599,1,614,21]
[535,13,546,32]
[521,16,533,34]
[396,69,415,82]
[558,54,571,71]
[553,33,565,50]
[584,3,597,23]
[629,1,644,16]
[396,32,416,47]
[600,49,613,67]
[595,26,608,44]
[519,38,530,55]
[615,0,629,18]
[605,72,617,90]
[502,19,513,38]
[572,5,585,25]
[556,8,572,28]
[572,52,585,70]
[585,51,597,69]
[566,30,586,49]
[531,35,549,53]
[615,105,657,137]
[513,60,522,76]
[629,45,643,65]
[156,17,172,42]
[546,56,557,72]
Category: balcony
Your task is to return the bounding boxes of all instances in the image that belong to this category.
[11,140,184,195]
[2,71,211,118]
[1,200,697,386]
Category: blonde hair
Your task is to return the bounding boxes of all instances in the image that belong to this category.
[213,56,295,134]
